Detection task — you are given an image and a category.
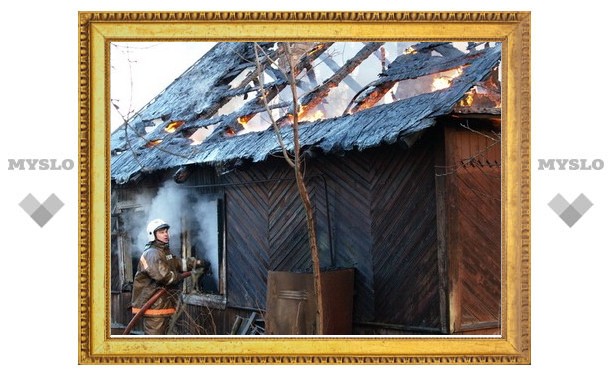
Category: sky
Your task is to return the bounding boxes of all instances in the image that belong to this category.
[3,0,612,376]
[110,42,215,131]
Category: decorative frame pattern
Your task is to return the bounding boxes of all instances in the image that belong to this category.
[78,11,530,364]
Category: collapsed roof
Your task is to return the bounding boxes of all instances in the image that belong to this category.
[111,41,501,184]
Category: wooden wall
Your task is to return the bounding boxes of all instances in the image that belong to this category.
[111,119,502,336]
[442,118,502,335]
[369,142,440,329]
[221,133,442,332]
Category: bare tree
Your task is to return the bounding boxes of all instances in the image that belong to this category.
[254,42,324,334]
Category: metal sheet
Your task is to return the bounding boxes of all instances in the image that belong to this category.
[265,269,355,335]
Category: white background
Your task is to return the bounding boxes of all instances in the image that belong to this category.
[1,0,610,376]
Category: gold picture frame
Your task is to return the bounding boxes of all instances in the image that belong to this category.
[78,11,530,364]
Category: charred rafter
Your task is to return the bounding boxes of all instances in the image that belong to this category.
[276,42,384,125]
[205,42,336,139]
[344,43,498,116]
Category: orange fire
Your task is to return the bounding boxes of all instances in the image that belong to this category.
[307,44,326,56]
[458,90,475,107]
[145,139,162,148]
[348,81,396,114]
[297,105,306,118]
[301,109,325,122]
[457,87,501,109]
[237,116,250,126]
[283,105,304,124]
[164,120,184,133]
[293,105,325,122]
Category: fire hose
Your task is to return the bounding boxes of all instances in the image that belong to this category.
[122,271,191,335]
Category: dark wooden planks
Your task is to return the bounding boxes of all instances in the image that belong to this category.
[370,142,441,328]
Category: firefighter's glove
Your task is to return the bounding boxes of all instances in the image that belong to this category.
[182,257,199,271]
[181,257,211,274]
[197,259,212,275]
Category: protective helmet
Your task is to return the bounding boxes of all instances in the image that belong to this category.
[147,219,170,242]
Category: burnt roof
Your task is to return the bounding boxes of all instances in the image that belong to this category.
[111,42,501,184]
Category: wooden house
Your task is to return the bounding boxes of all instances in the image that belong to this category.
[110,41,502,335]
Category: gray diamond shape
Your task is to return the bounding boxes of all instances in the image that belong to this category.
[559,205,582,228]
[19,193,64,227]
[42,193,64,214]
[571,193,593,215]
[548,193,570,216]
[19,193,41,215]
[30,206,53,227]
[549,193,594,227]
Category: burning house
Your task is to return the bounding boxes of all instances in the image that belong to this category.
[110,41,502,335]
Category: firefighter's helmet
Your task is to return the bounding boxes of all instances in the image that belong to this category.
[147,219,170,242]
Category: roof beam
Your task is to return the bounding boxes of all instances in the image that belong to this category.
[288,42,384,122]
[322,55,363,93]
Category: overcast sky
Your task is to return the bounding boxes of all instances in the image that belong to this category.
[110,42,215,132]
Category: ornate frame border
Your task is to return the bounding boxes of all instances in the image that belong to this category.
[78,11,530,364]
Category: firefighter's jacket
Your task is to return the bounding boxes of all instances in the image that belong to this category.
[131,241,184,317]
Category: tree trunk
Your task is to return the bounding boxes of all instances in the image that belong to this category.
[282,42,324,334]
[254,42,324,334]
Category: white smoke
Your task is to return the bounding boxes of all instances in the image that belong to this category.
[140,180,189,252]
[192,199,220,286]
[124,180,220,288]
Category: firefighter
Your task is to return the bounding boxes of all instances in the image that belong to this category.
[130,218,209,335]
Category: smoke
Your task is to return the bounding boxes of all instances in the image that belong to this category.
[192,199,220,283]
[142,180,189,250]
[123,180,220,287]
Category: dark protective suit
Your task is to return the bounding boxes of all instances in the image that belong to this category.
[131,240,185,335]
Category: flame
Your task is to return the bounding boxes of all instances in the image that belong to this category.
[283,105,303,124]
[294,106,325,122]
[456,86,501,109]
[431,68,463,91]
[145,139,162,148]
[307,44,326,56]
[164,120,184,133]
[349,81,396,114]
[459,91,474,106]
[404,47,417,55]
[458,91,474,107]
[237,116,250,126]
[278,105,325,125]
[301,109,325,122]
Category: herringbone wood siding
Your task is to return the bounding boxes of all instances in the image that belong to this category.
[223,161,329,310]
[370,142,440,327]
[222,141,441,327]
[268,165,311,272]
[222,155,373,315]
[224,168,271,309]
[221,124,500,334]
[444,124,502,334]
[455,166,501,326]
[316,152,375,321]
